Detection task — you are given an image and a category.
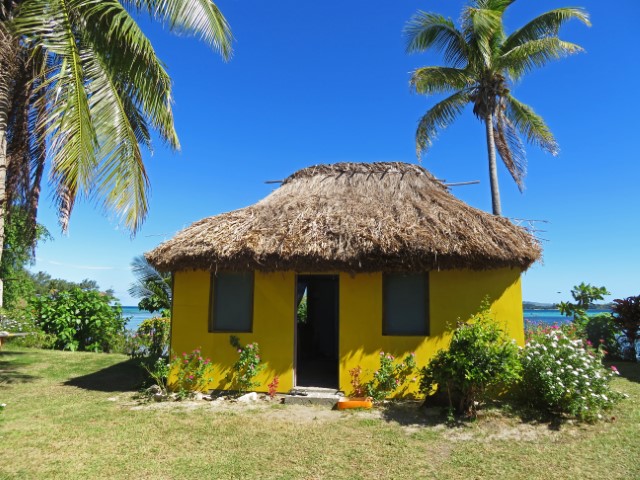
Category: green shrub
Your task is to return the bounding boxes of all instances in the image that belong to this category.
[143,356,171,395]
[585,313,623,360]
[419,304,521,418]
[365,352,417,401]
[127,317,170,361]
[30,288,127,352]
[228,336,263,394]
[519,329,623,421]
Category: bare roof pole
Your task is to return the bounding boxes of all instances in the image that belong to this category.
[443,180,480,187]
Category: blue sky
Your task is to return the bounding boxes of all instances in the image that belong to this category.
[30,0,639,305]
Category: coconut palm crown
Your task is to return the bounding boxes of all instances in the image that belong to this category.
[0,0,231,306]
[405,0,590,215]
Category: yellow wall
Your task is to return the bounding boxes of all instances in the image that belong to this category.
[170,267,523,395]
[339,268,523,396]
[171,270,295,392]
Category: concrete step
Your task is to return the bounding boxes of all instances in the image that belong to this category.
[282,387,345,407]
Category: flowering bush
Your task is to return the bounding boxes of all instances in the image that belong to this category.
[365,352,417,402]
[519,330,623,421]
[525,319,580,343]
[228,336,264,394]
[420,303,521,417]
[127,317,170,361]
[170,349,214,396]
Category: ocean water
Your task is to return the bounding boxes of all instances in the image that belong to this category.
[523,309,612,325]
[122,306,155,331]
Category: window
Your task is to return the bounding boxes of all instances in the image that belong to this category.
[383,273,429,336]
[210,272,254,332]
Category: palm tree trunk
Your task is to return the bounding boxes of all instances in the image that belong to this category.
[0,72,9,309]
[484,113,502,216]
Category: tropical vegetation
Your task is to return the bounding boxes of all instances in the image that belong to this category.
[520,327,623,421]
[404,0,590,214]
[420,302,521,417]
[128,255,171,316]
[612,295,640,361]
[30,287,126,352]
[0,0,233,307]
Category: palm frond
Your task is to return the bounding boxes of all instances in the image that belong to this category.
[82,44,151,234]
[462,5,505,67]
[404,12,467,67]
[128,255,171,310]
[73,0,178,149]
[472,0,514,13]
[121,0,232,59]
[409,67,472,95]
[503,8,590,52]
[415,90,470,158]
[499,37,584,79]
[494,109,526,191]
[504,94,558,156]
[14,0,99,231]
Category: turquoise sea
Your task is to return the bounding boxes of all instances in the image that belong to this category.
[523,309,611,325]
[122,307,612,332]
[122,306,155,331]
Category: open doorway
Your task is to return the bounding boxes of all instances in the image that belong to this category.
[295,275,339,389]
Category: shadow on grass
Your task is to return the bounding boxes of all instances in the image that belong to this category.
[64,358,146,392]
[498,403,570,431]
[0,361,38,386]
[0,351,38,386]
[378,401,454,428]
[379,398,576,431]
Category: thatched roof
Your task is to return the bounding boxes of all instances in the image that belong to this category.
[146,162,541,273]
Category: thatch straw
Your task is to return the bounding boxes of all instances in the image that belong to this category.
[146,162,541,273]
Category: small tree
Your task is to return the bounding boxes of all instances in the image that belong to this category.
[611,296,640,361]
[419,302,520,418]
[558,282,610,331]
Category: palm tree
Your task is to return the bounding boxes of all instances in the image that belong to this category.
[128,255,171,315]
[0,0,232,306]
[404,0,590,215]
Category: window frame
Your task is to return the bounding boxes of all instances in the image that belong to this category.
[209,271,255,333]
[382,272,430,337]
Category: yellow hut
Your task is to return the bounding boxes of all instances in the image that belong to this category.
[145,162,541,395]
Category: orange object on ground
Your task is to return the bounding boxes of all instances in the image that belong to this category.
[336,397,373,410]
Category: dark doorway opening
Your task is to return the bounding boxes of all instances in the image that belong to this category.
[295,275,339,389]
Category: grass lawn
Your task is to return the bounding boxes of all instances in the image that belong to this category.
[0,347,639,479]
